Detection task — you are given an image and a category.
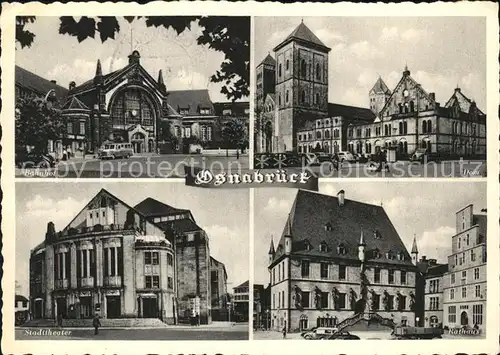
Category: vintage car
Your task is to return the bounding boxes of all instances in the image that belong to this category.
[392,326,443,339]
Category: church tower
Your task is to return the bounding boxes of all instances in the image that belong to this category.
[369,76,391,115]
[273,20,331,152]
[411,234,419,265]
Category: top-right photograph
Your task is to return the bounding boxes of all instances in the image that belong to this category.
[254,17,487,178]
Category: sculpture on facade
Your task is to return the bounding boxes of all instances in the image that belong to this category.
[368,289,376,311]
[395,291,401,310]
[331,287,339,310]
[314,287,322,309]
[382,290,390,311]
[409,291,416,310]
[292,285,302,309]
[349,288,357,310]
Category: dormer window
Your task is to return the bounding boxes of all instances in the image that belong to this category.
[373,230,382,239]
[337,244,346,255]
[373,248,381,259]
[398,251,405,261]
[304,240,311,251]
[199,108,211,115]
[324,222,332,232]
[320,242,328,253]
[386,250,394,260]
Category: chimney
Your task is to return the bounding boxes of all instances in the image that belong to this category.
[45,221,56,243]
[337,190,345,206]
[421,255,427,261]
[428,259,437,266]
[69,81,76,91]
[128,50,141,65]
[50,80,57,84]
[429,93,435,101]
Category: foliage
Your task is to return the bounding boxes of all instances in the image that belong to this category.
[16,16,249,101]
[16,96,67,154]
[221,117,247,149]
[158,119,178,145]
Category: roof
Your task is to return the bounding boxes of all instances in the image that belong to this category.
[234,280,249,289]
[156,218,203,234]
[15,65,68,101]
[168,89,214,115]
[445,88,485,116]
[15,295,29,302]
[328,103,376,123]
[259,53,276,67]
[427,263,448,277]
[272,189,414,267]
[275,21,330,52]
[371,77,391,95]
[213,101,249,116]
[62,96,90,111]
[134,198,189,218]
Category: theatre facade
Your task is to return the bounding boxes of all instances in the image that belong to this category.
[29,189,228,324]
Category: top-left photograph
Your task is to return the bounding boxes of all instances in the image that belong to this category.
[15,16,250,178]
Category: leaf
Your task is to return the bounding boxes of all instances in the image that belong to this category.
[59,16,96,42]
[97,17,120,42]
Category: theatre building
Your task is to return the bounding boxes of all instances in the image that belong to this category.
[267,189,418,332]
[29,189,227,324]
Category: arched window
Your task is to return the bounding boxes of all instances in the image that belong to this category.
[316,63,321,80]
[410,101,415,112]
[325,130,330,139]
[111,88,155,128]
[404,103,409,113]
[316,131,322,139]
[301,90,306,103]
[301,59,307,77]
[403,121,408,135]
[398,103,403,114]
[426,120,432,133]
[315,93,320,105]
[286,59,290,71]
[422,120,427,134]
[285,90,289,103]
[278,64,282,77]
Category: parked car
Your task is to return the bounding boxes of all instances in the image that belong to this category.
[98,143,134,159]
[316,152,334,163]
[337,151,355,162]
[16,151,56,168]
[302,327,339,339]
[302,152,320,166]
[189,144,203,154]
[322,331,360,340]
[410,148,440,163]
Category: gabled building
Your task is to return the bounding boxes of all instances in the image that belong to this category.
[255,21,486,159]
[268,189,418,332]
[29,189,228,325]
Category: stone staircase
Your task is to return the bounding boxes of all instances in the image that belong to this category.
[22,318,168,328]
[336,312,395,333]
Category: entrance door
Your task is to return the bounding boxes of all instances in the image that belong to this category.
[143,298,158,318]
[80,297,92,318]
[34,300,43,319]
[430,316,439,327]
[106,296,121,318]
[56,298,67,318]
[460,311,468,326]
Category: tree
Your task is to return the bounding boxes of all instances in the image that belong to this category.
[16,16,249,101]
[221,117,247,158]
[16,96,67,154]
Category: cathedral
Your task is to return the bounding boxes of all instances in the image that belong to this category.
[255,21,486,159]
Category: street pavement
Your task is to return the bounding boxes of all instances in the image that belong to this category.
[15,154,249,178]
[16,323,249,340]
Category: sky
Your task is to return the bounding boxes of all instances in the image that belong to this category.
[15,182,249,297]
[16,16,236,102]
[254,181,486,285]
[255,17,486,110]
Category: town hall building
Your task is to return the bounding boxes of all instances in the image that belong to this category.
[255,21,486,160]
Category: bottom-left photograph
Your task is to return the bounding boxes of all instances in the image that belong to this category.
[14,181,249,340]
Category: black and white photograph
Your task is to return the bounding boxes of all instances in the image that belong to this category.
[254,17,487,178]
[15,16,250,178]
[253,182,487,340]
[14,182,249,340]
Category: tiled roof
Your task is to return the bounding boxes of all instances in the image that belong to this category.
[234,280,249,288]
[445,88,485,116]
[259,53,276,67]
[70,65,130,95]
[155,218,203,234]
[276,21,329,51]
[168,89,214,116]
[15,65,69,101]
[16,295,29,302]
[62,96,90,111]
[213,101,249,116]
[328,103,376,123]
[426,263,448,277]
[371,77,391,95]
[134,197,189,218]
[273,189,414,267]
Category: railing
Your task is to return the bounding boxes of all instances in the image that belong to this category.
[104,275,122,287]
[336,312,363,332]
[57,224,133,239]
[336,312,396,333]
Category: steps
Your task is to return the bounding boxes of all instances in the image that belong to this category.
[22,318,168,328]
[336,312,395,333]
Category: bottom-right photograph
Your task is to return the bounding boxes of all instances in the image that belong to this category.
[253,181,487,340]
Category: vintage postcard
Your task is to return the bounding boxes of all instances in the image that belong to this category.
[1,1,499,355]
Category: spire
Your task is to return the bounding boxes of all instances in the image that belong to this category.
[403,63,410,76]
[158,69,165,86]
[286,213,292,235]
[268,237,275,254]
[411,234,418,254]
[95,59,102,77]
[359,230,366,246]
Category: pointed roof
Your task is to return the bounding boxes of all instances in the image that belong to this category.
[359,230,366,245]
[259,53,276,67]
[370,77,391,95]
[62,96,90,111]
[157,69,165,86]
[95,59,102,77]
[134,197,190,218]
[268,238,275,254]
[270,189,415,268]
[15,65,68,103]
[444,88,485,116]
[411,235,418,254]
[274,21,330,52]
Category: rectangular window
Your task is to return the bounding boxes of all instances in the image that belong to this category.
[462,287,467,298]
[471,250,476,261]
[448,306,456,323]
[339,265,346,280]
[168,276,173,289]
[388,270,395,284]
[462,270,467,279]
[474,268,480,280]
[167,254,173,266]
[145,276,152,288]
[451,273,455,284]
[67,122,73,134]
[320,263,328,279]
[79,121,85,135]
[373,294,380,310]
[338,293,346,309]
[145,252,151,265]
[450,289,455,300]
[110,248,116,276]
[320,292,329,308]
[302,291,310,308]
[374,268,381,283]
[388,295,394,310]
[400,271,406,285]
[475,285,481,297]
[473,304,483,325]
[301,260,310,278]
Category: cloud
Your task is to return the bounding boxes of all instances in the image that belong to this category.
[263,196,293,214]
[167,68,211,90]
[340,87,366,106]
[348,41,384,59]
[25,195,85,228]
[418,226,455,263]
[314,28,346,43]
[401,28,429,42]
[380,26,399,42]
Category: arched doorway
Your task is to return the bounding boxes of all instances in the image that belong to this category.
[460,311,468,326]
[131,132,146,153]
[429,315,439,327]
[333,141,339,153]
[299,314,308,331]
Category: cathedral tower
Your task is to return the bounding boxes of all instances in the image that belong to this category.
[273,20,331,152]
[369,76,391,116]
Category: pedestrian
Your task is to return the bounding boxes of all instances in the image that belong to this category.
[62,148,67,161]
[67,146,72,159]
[57,312,63,328]
[282,326,287,339]
[93,314,101,335]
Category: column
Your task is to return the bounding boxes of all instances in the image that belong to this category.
[70,244,77,288]
[96,240,103,287]
[80,250,84,279]
[114,247,118,276]
[62,252,66,280]
[107,248,112,277]
[86,249,91,279]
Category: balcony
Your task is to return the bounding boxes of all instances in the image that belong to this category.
[56,224,133,240]
[104,275,122,287]
[54,279,69,290]
[79,277,95,288]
